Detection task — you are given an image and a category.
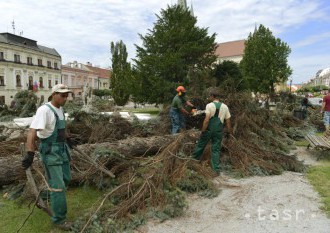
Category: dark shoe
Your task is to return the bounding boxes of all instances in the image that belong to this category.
[54,221,73,231]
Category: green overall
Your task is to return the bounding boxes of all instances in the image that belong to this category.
[193,102,223,174]
[39,104,71,224]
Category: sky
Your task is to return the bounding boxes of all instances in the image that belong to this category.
[1,0,330,84]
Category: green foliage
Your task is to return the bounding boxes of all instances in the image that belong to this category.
[110,40,132,106]
[93,89,112,97]
[134,5,217,104]
[240,24,292,95]
[63,99,83,115]
[177,170,219,198]
[151,187,188,222]
[213,60,248,91]
[311,85,328,92]
[307,162,330,217]
[103,215,146,233]
[11,90,38,117]
[296,86,313,93]
[91,98,114,112]
[188,68,217,97]
[297,85,328,94]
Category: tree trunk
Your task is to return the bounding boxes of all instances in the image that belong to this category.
[0,132,200,186]
[0,155,26,186]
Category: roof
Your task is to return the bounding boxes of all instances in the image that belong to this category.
[85,65,111,79]
[215,40,245,58]
[62,65,93,74]
[0,32,61,57]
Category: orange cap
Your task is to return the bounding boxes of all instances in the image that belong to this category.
[176,86,186,93]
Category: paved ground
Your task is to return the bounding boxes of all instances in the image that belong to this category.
[137,147,330,233]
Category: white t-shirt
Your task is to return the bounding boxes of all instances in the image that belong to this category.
[205,101,231,123]
[30,102,65,139]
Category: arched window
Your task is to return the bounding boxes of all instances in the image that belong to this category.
[28,76,33,90]
[16,75,21,87]
[39,77,44,88]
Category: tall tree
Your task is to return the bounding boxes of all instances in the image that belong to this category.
[134,5,217,104]
[110,40,131,106]
[240,24,292,95]
[213,60,248,91]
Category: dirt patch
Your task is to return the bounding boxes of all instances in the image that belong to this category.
[137,147,330,233]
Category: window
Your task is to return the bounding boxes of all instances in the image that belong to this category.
[16,75,22,87]
[27,57,33,65]
[47,61,51,68]
[28,76,33,90]
[38,59,43,66]
[48,79,52,88]
[63,75,68,85]
[14,54,20,63]
[39,77,44,88]
[54,62,58,69]
[0,52,4,60]
[0,96,5,106]
[0,76,4,86]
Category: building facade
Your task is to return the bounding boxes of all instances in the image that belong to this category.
[0,33,61,105]
[62,61,110,98]
[215,40,245,63]
[311,68,330,87]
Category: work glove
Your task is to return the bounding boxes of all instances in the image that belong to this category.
[22,151,35,170]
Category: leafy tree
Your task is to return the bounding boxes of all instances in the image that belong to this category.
[240,24,292,95]
[134,5,217,104]
[93,89,112,97]
[213,60,248,91]
[110,40,131,106]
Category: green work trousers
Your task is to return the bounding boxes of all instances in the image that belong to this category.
[193,130,223,174]
[45,161,71,224]
[193,102,223,174]
[40,142,71,224]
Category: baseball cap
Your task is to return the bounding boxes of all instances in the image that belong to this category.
[52,84,72,93]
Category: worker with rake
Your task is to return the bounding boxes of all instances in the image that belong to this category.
[22,84,74,231]
[170,85,196,134]
[192,90,232,175]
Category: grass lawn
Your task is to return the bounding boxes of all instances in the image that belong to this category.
[0,186,105,233]
[307,158,330,217]
[294,139,309,147]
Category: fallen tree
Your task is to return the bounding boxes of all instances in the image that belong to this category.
[0,133,193,186]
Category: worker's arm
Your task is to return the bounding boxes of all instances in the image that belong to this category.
[186,100,195,108]
[26,128,38,152]
[201,112,211,132]
[180,107,191,115]
[225,118,233,135]
[22,128,38,170]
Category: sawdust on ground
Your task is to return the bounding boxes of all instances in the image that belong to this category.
[136,147,330,233]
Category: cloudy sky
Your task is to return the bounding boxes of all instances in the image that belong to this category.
[1,0,329,84]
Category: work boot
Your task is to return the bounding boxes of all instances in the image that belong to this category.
[54,221,73,231]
